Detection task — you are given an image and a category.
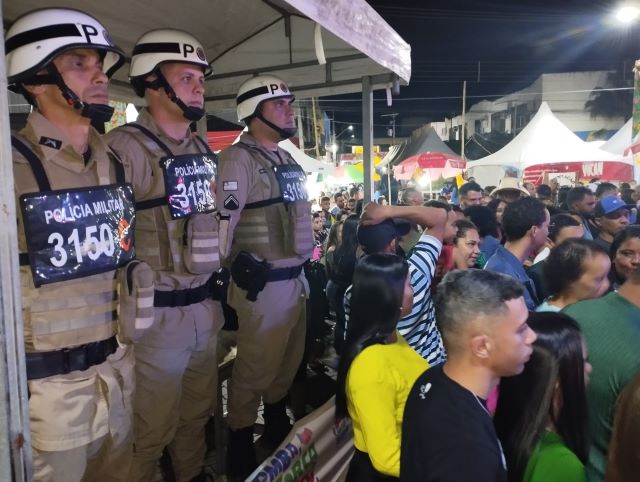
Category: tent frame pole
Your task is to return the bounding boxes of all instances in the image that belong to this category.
[0,0,33,477]
[362,76,373,202]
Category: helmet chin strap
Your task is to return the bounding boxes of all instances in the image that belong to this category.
[150,70,205,122]
[46,64,115,124]
[256,112,297,140]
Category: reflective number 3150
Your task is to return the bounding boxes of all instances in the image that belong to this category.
[47,224,115,267]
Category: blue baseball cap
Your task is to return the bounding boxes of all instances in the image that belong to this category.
[594,195,634,217]
[357,218,411,254]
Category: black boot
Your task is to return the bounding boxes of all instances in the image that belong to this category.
[260,398,293,450]
[188,471,214,482]
[226,426,257,480]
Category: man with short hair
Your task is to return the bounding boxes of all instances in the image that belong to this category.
[564,267,640,482]
[360,202,458,365]
[346,197,357,213]
[592,195,632,252]
[216,74,312,479]
[350,185,364,201]
[535,183,554,207]
[459,182,483,209]
[331,192,345,216]
[485,197,550,311]
[401,187,424,206]
[320,195,334,229]
[106,29,221,482]
[567,186,597,240]
[401,270,536,482]
[528,213,584,300]
[595,182,618,200]
[7,8,134,481]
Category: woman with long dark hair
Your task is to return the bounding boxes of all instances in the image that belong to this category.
[494,312,591,482]
[327,214,360,354]
[336,253,428,481]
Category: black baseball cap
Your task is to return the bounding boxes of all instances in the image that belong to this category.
[357,218,411,254]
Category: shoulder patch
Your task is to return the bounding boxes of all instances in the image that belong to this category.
[223,181,238,191]
[39,136,62,150]
[224,194,239,210]
[258,168,267,174]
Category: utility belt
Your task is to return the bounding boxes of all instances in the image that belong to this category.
[154,277,214,308]
[231,251,303,302]
[25,335,118,381]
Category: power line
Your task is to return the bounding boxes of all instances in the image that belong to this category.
[317,86,632,103]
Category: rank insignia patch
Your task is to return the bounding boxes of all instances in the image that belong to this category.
[224,194,239,210]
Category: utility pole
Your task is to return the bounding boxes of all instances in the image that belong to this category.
[381,112,399,203]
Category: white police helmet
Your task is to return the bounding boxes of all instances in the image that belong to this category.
[129,28,212,96]
[236,75,295,122]
[6,8,125,85]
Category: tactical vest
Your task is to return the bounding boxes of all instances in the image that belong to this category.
[13,135,124,352]
[119,123,220,278]
[232,142,313,263]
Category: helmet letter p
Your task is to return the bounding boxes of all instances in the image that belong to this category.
[269,83,279,94]
[182,43,194,58]
[80,24,99,44]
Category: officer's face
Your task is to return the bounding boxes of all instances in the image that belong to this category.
[51,48,108,106]
[260,97,295,129]
[161,63,205,109]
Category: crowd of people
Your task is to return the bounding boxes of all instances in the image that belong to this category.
[6,5,640,482]
[308,177,640,482]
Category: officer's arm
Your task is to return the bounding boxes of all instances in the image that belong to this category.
[216,147,253,259]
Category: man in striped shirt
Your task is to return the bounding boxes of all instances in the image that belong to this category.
[348,202,457,366]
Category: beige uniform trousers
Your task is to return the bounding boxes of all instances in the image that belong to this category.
[129,302,221,482]
[30,345,135,482]
[226,275,307,430]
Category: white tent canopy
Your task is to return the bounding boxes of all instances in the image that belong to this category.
[600,118,632,156]
[279,140,336,175]
[467,102,630,186]
[5,0,410,121]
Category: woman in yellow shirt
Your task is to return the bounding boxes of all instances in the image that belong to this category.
[336,253,429,481]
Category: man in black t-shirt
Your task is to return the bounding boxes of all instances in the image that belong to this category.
[401,270,537,482]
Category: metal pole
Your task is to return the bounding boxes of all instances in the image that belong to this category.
[381,112,398,204]
[461,80,467,160]
[633,60,640,182]
[296,104,305,151]
[0,0,33,476]
[311,97,320,159]
[362,76,374,203]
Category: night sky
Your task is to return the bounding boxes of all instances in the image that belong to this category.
[324,0,640,136]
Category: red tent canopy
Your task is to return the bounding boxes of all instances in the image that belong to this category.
[393,152,466,180]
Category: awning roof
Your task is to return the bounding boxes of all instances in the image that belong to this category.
[5,0,411,121]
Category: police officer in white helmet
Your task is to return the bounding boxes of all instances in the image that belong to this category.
[106,29,221,482]
[216,75,313,479]
[6,8,135,481]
